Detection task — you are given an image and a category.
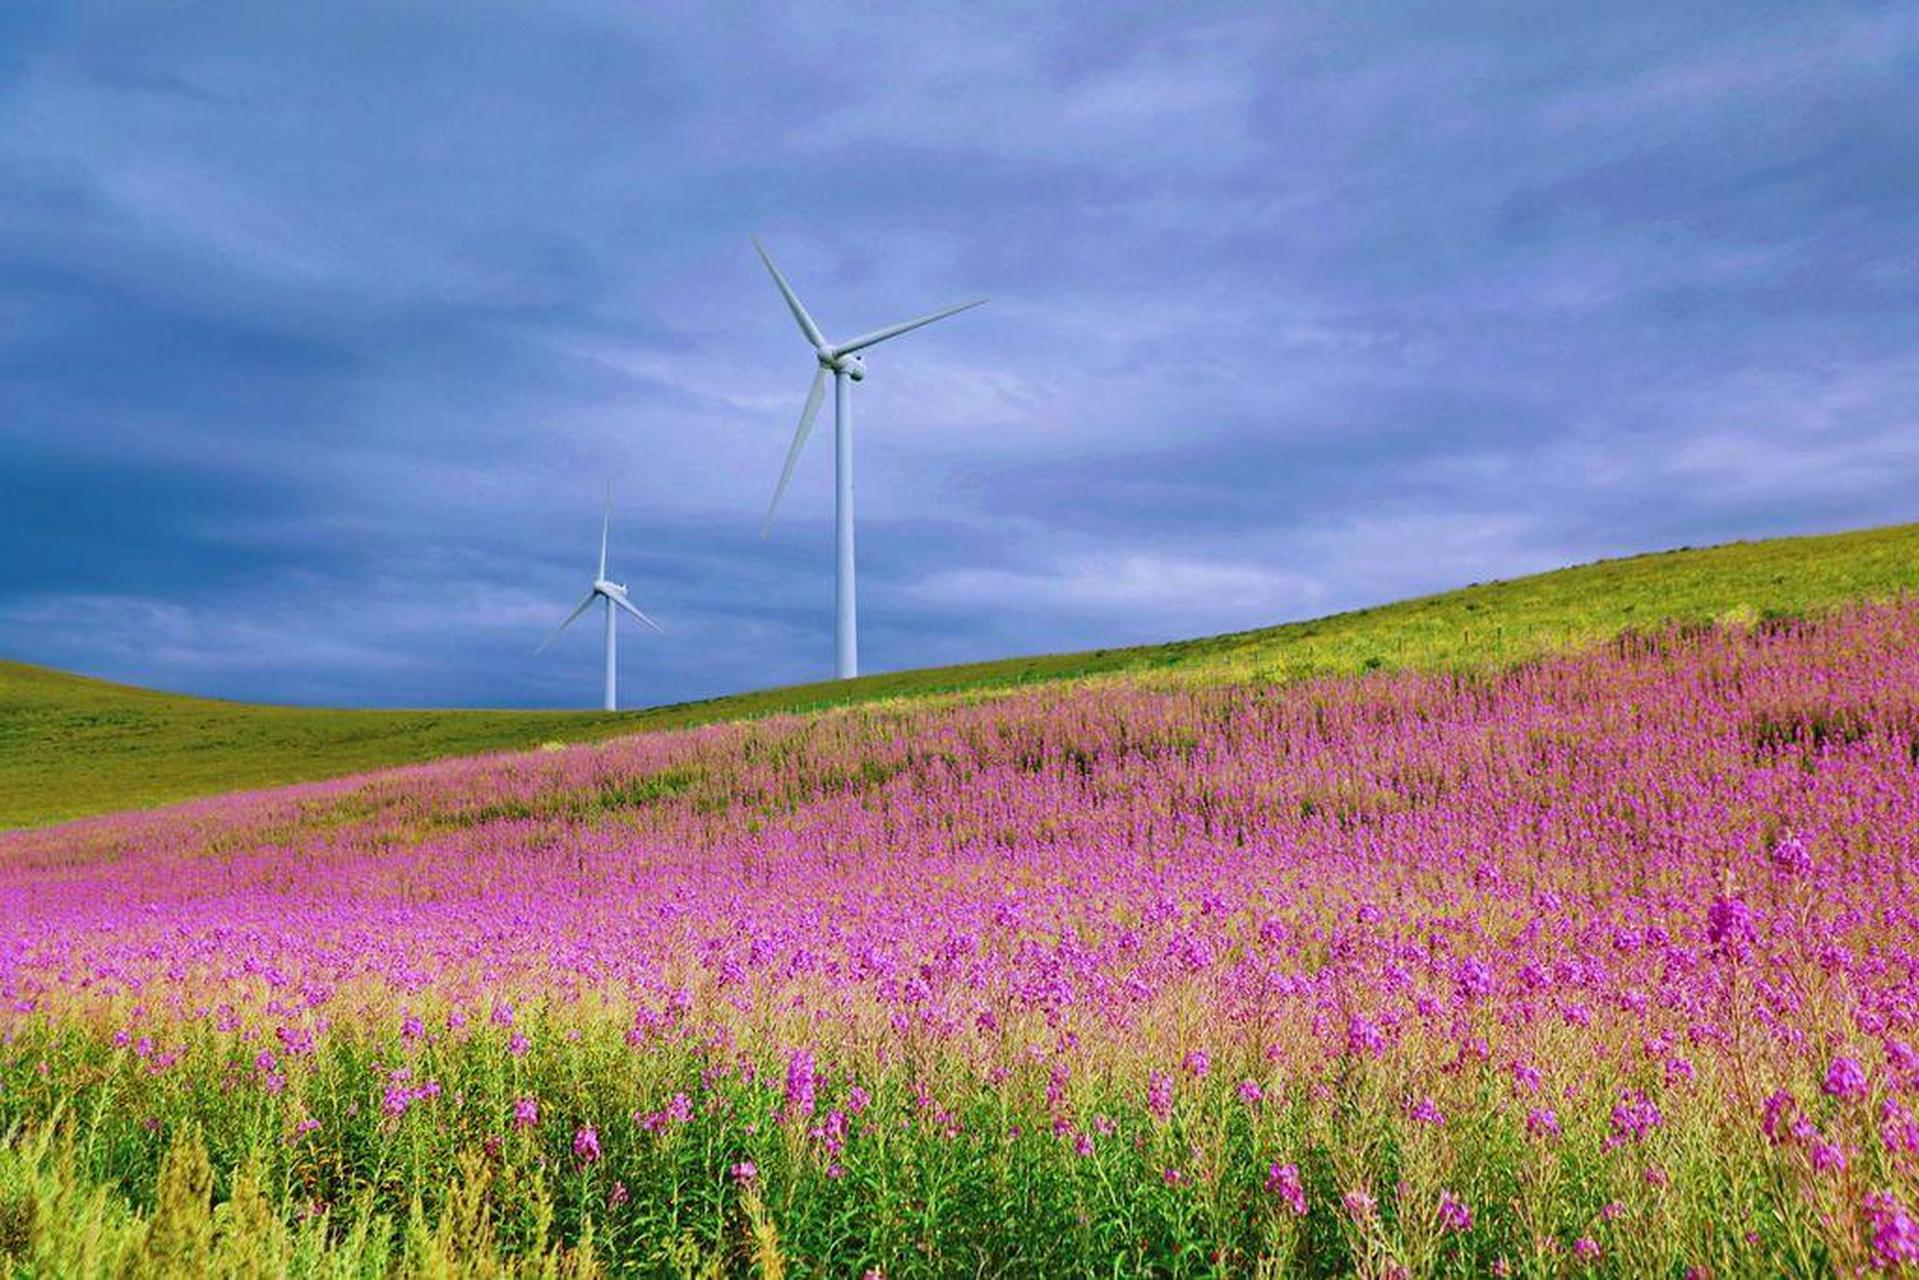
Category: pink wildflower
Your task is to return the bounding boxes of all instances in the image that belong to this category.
[1866,1191,1919,1268]
[1825,1055,1869,1104]
[1266,1163,1307,1216]
[1147,1071,1174,1121]
[784,1047,818,1119]
[1346,1014,1387,1058]
[1706,896,1756,952]
[1770,832,1813,877]
[1762,1090,1796,1144]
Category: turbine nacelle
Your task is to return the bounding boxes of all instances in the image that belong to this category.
[821,350,867,381]
[593,578,625,597]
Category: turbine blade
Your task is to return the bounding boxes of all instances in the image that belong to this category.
[534,591,598,654]
[598,481,610,580]
[761,365,828,537]
[754,238,828,350]
[831,298,986,357]
[610,591,664,634]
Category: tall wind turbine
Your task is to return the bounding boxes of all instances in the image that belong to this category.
[536,484,662,710]
[754,239,984,679]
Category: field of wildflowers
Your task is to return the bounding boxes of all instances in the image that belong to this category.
[6,601,1919,1275]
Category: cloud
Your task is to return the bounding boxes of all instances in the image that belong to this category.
[913,551,1325,639]
[2,1,1914,708]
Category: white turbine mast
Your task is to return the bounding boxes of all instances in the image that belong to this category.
[535,482,662,710]
[754,238,984,679]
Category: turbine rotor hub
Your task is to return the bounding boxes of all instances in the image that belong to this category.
[829,352,867,381]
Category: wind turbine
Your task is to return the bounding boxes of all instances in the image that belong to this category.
[536,484,662,710]
[754,238,984,679]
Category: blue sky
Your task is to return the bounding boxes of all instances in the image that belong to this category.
[3,2,1915,708]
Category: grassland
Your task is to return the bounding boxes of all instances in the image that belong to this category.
[2,519,1913,828]
[8,597,1919,1275]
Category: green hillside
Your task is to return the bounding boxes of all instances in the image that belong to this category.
[3,520,1913,829]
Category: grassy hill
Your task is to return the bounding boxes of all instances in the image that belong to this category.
[3,520,1913,829]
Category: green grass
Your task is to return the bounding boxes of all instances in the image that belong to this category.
[3,520,1913,829]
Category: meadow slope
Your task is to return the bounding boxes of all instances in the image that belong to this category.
[3,519,1916,829]
[4,600,1919,1274]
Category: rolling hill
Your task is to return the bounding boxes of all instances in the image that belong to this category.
[2,519,1912,829]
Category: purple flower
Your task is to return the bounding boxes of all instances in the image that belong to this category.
[1609,1089,1663,1144]
[730,1160,758,1185]
[1706,896,1756,951]
[1866,1191,1919,1268]
[784,1048,817,1119]
[1437,1190,1471,1233]
[1762,1090,1796,1144]
[1147,1071,1174,1122]
[1770,832,1813,877]
[1454,957,1494,1002]
[1237,1079,1264,1106]
[1346,1014,1387,1058]
[1825,1055,1869,1104]
[1266,1163,1307,1215]
[513,1095,539,1129]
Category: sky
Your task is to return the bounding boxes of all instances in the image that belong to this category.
[2,2,1915,709]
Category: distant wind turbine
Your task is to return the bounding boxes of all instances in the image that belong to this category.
[536,484,662,711]
[754,238,984,679]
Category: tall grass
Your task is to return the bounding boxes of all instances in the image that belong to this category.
[6,602,1919,1273]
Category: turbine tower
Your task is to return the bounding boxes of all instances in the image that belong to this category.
[536,484,662,710]
[754,239,984,679]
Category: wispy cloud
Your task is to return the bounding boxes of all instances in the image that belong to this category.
[2,1,1913,707]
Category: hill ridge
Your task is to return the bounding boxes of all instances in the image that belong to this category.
[3,520,1914,828]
